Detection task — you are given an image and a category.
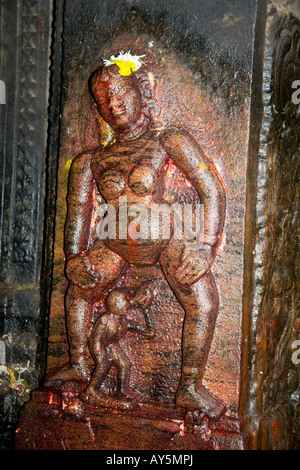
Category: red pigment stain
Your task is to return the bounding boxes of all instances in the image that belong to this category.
[216,231,226,254]
[62,392,80,412]
[213,163,227,192]
[128,223,138,238]
[87,420,96,442]
[171,419,186,436]
[48,391,60,405]
[166,160,177,178]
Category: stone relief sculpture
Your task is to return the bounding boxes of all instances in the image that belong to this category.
[81,284,155,409]
[12,1,300,451]
[46,53,227,419]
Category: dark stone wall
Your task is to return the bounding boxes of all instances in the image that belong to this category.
[0,0,53,450]
[241,2,300,450]
[61,0,256,112]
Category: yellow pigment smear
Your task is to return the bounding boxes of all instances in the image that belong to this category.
[62,158,73,189]
[113,60,138,76]
[198,163,207,171]
[64,158,72,175]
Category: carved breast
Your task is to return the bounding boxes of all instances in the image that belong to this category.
[98,165,156,200]
[128,165,154,195]
[98,170,126,200]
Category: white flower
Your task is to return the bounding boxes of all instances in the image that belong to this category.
[103,51,145,76]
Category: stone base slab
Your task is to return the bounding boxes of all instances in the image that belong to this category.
[15,388,245,450]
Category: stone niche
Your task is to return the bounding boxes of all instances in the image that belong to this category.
[14,0,300,450]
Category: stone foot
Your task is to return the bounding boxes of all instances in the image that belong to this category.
[176,384,226,419]
[44,363,91,387]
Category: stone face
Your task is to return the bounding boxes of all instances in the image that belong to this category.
[2,0,300,451]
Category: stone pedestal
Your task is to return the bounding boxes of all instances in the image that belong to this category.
[16,388,244,450]
[14,0,300,451]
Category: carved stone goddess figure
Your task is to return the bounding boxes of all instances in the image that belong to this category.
[47,54,226,419]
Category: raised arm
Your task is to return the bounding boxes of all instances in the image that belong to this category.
[127,309,155,338]
[128,283,155,337]
[160,128,226,249]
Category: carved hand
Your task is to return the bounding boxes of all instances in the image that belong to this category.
[66,253,99,288]
[174,244,216,285]
[142,327,155,338]
[131,283,153,309]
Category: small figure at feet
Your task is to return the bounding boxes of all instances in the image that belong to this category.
[81,284,154,409]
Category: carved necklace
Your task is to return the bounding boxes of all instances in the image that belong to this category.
[118,116,149,142]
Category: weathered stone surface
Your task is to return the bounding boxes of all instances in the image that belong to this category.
[241,6,300,450]
[1,0,299,451]
[16,0,255,450]
[0,0,53,450]
[15,388,244,450]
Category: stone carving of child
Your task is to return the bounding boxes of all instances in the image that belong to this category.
[81,283,154,409]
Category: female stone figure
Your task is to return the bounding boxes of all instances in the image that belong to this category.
[47,59,226,419]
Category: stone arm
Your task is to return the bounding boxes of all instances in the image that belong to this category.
[160,128,226,247]
[127,311,155,338]
[64,152,98,287]
[128,283,155,337]
[64,151,95,258]
[160,128,226,284]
